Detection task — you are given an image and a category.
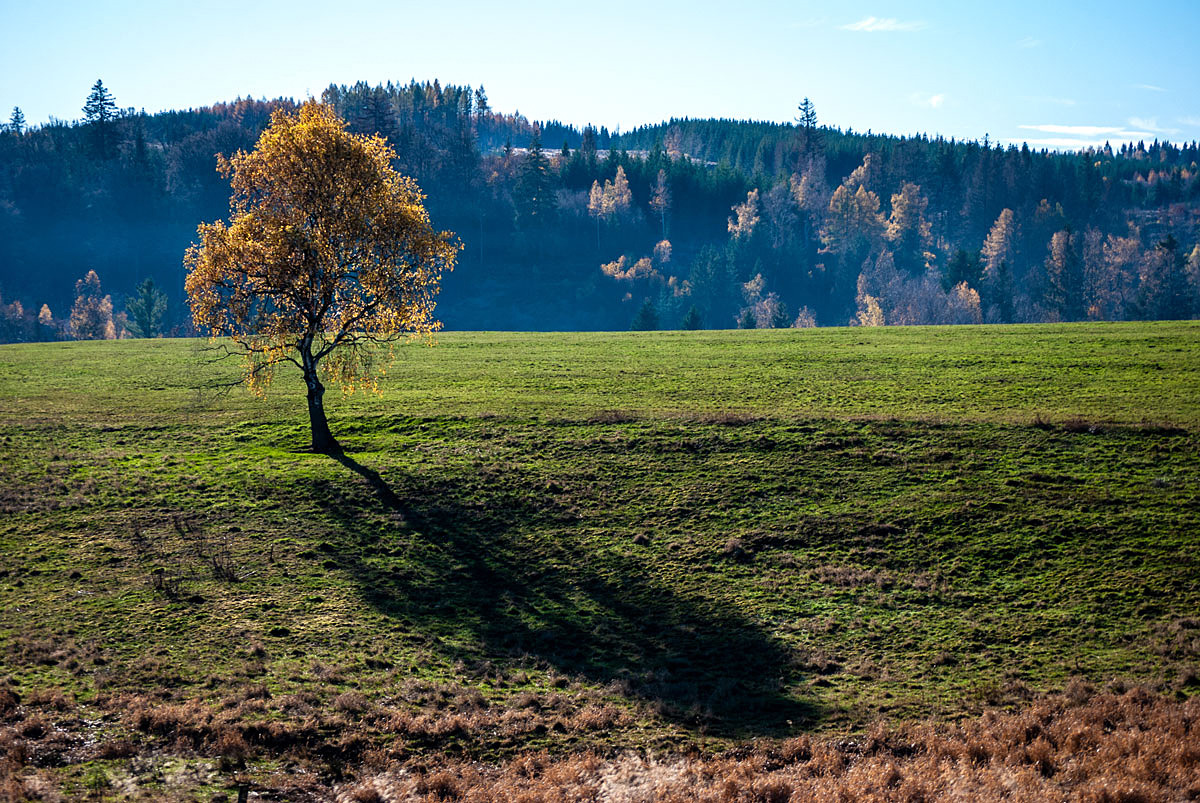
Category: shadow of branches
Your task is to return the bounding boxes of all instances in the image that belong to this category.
[313,450,813,736]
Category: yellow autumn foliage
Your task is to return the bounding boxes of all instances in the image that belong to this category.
[184,101,459,399]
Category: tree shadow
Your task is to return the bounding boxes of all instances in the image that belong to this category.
[319,450,814,737]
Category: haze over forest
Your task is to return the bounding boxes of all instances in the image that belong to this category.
[1,77,1198,340]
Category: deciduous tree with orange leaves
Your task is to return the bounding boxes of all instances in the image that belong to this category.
[185,101,459,453]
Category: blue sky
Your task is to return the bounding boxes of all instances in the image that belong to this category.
[2,0,1197,150]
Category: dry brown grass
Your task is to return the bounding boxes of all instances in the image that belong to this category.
[1,683,1197,801]
[334,689,1200,803]
[809,564,896,590]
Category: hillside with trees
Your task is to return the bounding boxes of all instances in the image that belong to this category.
[1,79,1199,341]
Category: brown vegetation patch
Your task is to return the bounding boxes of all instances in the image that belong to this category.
[1,680,1198,801]
[693,411,763,427]
[810,564,897,590]
[334,688,1200,802]
[586,410,641,425]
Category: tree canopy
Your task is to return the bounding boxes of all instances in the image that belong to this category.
[185,101,459,451]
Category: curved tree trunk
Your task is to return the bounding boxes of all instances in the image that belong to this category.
[301,345,339,453]
[306,372,339,452]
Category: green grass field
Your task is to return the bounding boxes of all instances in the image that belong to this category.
[1,322,1199,799]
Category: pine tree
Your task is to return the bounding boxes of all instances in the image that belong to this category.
[473,86,490,116]
[357,86,395,140]
[82,79,119,157]
[1044,230,1084,321]
[9,107,24,135]
[515,130,556,228]
[125,278,168,338]
[943,249,981,290]
[795,97,822,156]
[83,79,118,124]
[738,308,757,329]
[580,125,598,168]
[631,299,658,330]
[991,261,1014,323]
[682,305,702,330]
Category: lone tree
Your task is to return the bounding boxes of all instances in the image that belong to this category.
[795,97,822,157]
[82,79,119,157]
[185,101,459,453]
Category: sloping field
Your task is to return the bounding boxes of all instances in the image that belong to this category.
[1,322,1198,800]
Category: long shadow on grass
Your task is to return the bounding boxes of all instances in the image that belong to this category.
[318,450,813,737]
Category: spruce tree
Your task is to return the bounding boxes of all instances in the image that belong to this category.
[8,107,24,135]
[515,130,556,229]
[631,299,658,331]
[682,305,702,330]
[126,278,167,338]
[944,249,981,291]
[1044,229,1084,321]
[473,86,490,116]
[82,79,119,157]
[580,126,598,162]
[795,97,822,156]
[992,261,1014,323]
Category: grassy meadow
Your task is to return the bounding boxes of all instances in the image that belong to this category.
[1,322,1199,800]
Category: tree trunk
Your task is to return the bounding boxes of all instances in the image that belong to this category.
[303,362,339,453]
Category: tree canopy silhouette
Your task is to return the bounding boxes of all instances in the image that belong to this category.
[185,101,459,452]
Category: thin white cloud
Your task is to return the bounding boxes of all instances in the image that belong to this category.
[1016,36,1042,48]
[1179,116,1200,128]
[1134,83,1167,92]
[1017,138,1114,150]
[910,93,945,109]
[1129,117,1180,135]
[1018,123,1161,149]
[841,16,927,32]
[1019,124,1125,136]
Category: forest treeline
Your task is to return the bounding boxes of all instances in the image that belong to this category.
[1,78,1198,342]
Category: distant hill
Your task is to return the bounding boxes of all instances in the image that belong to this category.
[1,80,1198,341]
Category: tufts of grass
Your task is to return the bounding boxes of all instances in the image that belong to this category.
[0,322,1197,797]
